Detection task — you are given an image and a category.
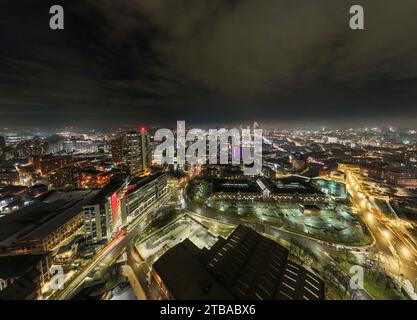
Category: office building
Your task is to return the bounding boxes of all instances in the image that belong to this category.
[83,175,129,244]
[111,128,151,175]
[384,169,417,188]
[111,137,124,164]
[125,172,168,223]
[210,176,327,204]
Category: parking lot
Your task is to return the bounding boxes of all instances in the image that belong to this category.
[136,214,219,265]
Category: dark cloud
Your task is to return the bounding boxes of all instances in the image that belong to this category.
[0,0,417,128]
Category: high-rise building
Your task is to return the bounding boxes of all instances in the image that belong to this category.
[83,175,129,244]
[111,137,124,164]
[83,173,167,244]
[0,136,5,156]
[125,172,168,223]
[139,127,151,172]
[123,131,142,175]
[112,128,151,175]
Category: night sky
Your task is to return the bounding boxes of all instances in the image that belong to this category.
[1,0,417,128]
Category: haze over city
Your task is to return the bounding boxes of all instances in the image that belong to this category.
[1,0,417,306]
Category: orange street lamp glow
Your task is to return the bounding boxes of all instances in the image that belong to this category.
[401,247,411,259]
[382,229,391,240]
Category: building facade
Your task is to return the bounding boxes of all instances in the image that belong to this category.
[83,175,129,244]
[125,173,168,223]
[111,129,151,175]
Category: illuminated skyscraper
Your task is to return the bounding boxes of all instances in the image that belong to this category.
[123,131,142,175]
[139,127,151,172]
[111,137,124,164]
[112,128,151,175]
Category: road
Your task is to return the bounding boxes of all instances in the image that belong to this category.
[345,171,417,286]
[184,191,357,264]
[55,176,417,300]
[126,242,163,300]
[184,193,378,299]
[52,190,173,300]
[183,191,368,249]
[182,181,417,299]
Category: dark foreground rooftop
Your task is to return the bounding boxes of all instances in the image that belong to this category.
[153,225,325,300]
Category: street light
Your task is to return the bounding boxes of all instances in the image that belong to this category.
[401,246,411,259]
[382,229,391,241]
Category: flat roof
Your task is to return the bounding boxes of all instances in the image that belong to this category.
[0,254,47,279]
[263,176,326,196]
[210,176,325,196]
[130,172,166,186]
[0,185,27,196]
[154,239,234,300]
[212,179,261,194]
[85,174,129,204]
[0,193,95,246]
[128,172,167,194]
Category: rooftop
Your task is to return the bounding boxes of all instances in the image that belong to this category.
[153,225,325,300]
[212,179,261,194]
[0,254,46,279]
[0,193,95,246]
[262,176,326,196]
[94,174,129,200]
[127,172,166,194]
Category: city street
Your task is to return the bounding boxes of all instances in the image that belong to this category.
[345,171,417,287]
[51,190,173,300]
[182,181,417,299]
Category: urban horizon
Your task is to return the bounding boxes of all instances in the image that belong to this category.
[1,0,417,308]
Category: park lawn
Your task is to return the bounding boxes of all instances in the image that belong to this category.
[363,276,406,300]
[338,260,406,300]
[282,224,372,246]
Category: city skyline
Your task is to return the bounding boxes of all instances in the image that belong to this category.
[1,0,417,304]
[1,123,417,301]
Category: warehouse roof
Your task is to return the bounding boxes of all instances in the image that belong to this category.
[153,225,325,300]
